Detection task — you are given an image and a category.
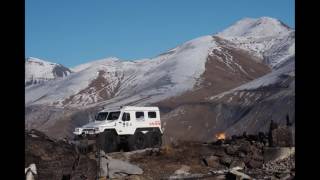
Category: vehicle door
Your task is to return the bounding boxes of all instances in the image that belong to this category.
[119,111,134,134]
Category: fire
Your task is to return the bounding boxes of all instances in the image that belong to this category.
[215,132,226,140]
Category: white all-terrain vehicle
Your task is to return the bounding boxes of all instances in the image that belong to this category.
[73,106,163,152]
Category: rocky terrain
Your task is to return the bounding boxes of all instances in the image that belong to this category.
[25,129,97,180]
[25,122,295,180]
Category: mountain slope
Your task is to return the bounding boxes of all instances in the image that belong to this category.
[26,36,223,107]
[25,57,72,86]
[25,17,295,141]
[160,60,294,142]
[217,17,294,69]
[26,34,272,108]
[157,17,295,142]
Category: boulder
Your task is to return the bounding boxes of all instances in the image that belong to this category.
[271,127,294,147]
[251,147,263,161]
[173,165,190,175]
[247,160,263,169]
[238,141,251,154]
[100,156,143,178]
[225,146,239,155]
[230,160,246,169]
[169,165,206,179]
[263,147,295,162]
[220,156,232,166]
[203,155,220,167]
[239,152,246,158]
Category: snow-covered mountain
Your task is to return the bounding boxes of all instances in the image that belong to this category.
[25,34,271,108]
[27,16,296,107]
[160,59,294,142]
[25,17,295,141]
[25,57,72,86]
[217,17,294,69]
[26,36,238,107]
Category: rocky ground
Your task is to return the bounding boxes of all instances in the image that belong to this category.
[25,129,97,180]
[105,138,294,179]
[25,127,295,180]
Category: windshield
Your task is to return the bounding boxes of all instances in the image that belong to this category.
[107,111,121,120]
[95,112,108,121]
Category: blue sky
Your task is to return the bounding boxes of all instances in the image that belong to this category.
[25,0,294,67]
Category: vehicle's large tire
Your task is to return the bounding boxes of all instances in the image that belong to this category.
[102,131,119,153]
[128,131,147,151]
[73,135,81,141]
[146,131,162,148]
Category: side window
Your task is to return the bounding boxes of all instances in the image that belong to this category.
[135,111,144,121]
[148,111,157,118]
[122,112,130,121]
[95,112,108,121]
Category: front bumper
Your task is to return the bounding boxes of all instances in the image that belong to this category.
[74,128,100,135]
[73,131,82,135]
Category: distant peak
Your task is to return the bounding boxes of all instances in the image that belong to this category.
[257,16,280,21]
[26,57,43,62]
[70,56,121,72]
[217,17,292,38]
[235,16,284,26]
[93,57,121,63]
[26,57,58,65]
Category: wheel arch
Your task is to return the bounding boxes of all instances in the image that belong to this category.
[134,127,162,135]
[103,128,119,135]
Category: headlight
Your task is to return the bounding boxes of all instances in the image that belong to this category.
[94,127,100,132]
[75,128,81,132]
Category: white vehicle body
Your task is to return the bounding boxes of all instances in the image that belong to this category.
[74,106,162,136]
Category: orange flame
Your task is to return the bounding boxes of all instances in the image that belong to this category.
[215,132,226,140]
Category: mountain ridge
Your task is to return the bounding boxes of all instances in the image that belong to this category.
[25,57,72,86]
[25,16,295,141]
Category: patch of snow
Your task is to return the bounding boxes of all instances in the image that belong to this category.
[218,17,291,38]
[26,36,218,107]
[207,60,294,100]
[25,57,72,86]
[235,60,294,90]
[217,17,294,68]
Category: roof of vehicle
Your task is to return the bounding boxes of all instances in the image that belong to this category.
[100,106,159,112]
